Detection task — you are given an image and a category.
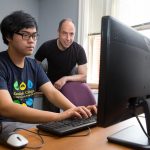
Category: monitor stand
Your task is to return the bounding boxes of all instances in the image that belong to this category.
[107,125,150,149]
[108,98,150,149]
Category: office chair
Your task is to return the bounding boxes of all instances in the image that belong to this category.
[60,81,96,106]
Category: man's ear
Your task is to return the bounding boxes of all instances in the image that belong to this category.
[6,36,11,42]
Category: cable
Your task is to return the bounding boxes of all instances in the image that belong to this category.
[135,115,150,139]
[37,127,92,137]
[66,127,91,137]
[13,125,92,149]
[14,127,44,149]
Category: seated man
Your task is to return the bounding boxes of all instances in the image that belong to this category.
[35,18,88,112]
[34,18,87,90]
[0,11,97,135]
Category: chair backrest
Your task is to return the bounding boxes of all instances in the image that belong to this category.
[60,81,96,106]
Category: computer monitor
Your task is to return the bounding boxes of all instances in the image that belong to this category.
[97,16,150,149]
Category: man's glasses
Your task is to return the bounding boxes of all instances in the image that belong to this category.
[15,32,39,41]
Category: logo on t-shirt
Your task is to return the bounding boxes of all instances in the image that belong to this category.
[13,81,19,90]
[20,82,26,90]
[13,80,34,107]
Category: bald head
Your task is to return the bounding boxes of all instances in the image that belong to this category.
[58,18,75,32]
[57,18,76,50]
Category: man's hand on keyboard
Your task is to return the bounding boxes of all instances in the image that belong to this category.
[87,105,97,114]
[59,105,97,121]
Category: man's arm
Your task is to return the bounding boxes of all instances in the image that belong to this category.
[40,81,97,115]
[0,87,92,123]
[0,89,59,123]
[66,64,87,82]
[39,81,76,110]
[54,64,87,90]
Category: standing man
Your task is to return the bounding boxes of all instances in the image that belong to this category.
[0,11,97,131]
[35,18,87,90]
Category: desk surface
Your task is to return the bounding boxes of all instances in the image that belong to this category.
[0,116,145,150]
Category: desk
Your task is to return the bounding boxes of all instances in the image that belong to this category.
[0,117,145,150]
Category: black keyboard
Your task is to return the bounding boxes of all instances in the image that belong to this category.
[36,115,97,136]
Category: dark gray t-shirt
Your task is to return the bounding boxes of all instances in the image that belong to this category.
[35,39,87,83]
[0,51,49,108]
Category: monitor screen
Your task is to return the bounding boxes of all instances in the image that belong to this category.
[97,16,150,149]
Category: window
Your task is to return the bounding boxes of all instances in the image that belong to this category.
[87,34,100,83]
[112,0,150,26]
[113,0,150,38]
[78,0,150,85]
[78,0,113,84]
[133,23,150,38]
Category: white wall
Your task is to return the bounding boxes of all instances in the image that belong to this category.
[37,0,79,49]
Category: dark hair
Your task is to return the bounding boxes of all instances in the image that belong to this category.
[58,18,75,32]
[0,10,38,45]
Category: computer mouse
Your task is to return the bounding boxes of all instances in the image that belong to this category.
[6,133,28,148]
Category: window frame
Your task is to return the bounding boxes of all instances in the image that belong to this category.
[78,0,150,89]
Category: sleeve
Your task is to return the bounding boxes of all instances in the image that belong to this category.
[34,42,47,62]
[0,62,8,89]
[0,77,7,89]
[35,61,50,88]
[77,44,87,65]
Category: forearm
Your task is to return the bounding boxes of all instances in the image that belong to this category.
[49,90,76,110]
[0,103,60,123]
[40,82,76,110]
[64,74,87,82]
